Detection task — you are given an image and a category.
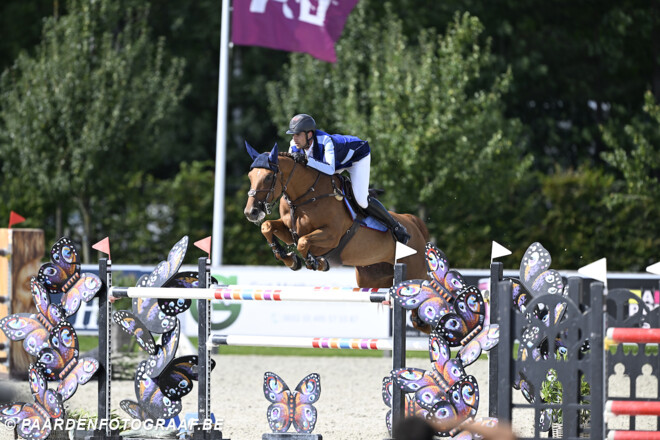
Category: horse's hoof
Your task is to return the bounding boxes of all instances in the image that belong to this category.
[290,255,303,271]
[320,258,330,272]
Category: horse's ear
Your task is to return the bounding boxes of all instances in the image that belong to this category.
[245,141,260,160]
[268,143,279,165]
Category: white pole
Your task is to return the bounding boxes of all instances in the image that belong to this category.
[212,0,232,265]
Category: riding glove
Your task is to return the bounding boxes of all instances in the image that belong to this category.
[292,152,308,165]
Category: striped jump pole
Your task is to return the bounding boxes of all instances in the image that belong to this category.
[209,335,429,351]
[605,400,660,416]
[608,431,660,440]
[606,327,660,344]
[110,285,389,303]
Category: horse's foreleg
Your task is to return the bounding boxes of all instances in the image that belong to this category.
[297,229,337,271]
[261,220,303,271]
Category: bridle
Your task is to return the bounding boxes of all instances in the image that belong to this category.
[247,162,299,215]
[247,157,344,244]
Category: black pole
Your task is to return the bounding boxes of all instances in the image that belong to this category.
[488,262,503,418]
[391,263,407,433]
[96,258,116,438]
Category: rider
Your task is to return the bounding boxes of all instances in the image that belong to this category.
[286,113,411,244]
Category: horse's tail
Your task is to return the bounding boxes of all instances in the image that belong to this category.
[411,214,430,241]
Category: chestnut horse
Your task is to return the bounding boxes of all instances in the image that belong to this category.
[243,143,430,288]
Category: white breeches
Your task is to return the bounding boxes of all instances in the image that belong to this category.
[345,154,371,209]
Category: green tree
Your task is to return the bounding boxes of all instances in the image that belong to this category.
[0,0,188,261]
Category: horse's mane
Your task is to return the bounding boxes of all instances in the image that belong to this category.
[278,152,295,159]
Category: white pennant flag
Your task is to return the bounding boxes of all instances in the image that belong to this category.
[491,241,512,261]
[395,242,417,262]
[578,258,608,286]
[647,261,660,276]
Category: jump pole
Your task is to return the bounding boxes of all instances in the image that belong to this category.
[608,431,660,440]
[110,285,389,303]
[605,327,660,344]
[209,335,429,351]
[607,431,660,440]
[605,400,660,416]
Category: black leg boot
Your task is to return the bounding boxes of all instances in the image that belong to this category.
[365,196,411,244]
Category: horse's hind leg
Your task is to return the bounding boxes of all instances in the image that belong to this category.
[355,264,395,288]
[261,220,303,270]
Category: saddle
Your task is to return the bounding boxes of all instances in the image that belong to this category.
[320,175,387,267]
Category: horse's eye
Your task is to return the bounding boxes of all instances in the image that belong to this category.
[265,174,274,182]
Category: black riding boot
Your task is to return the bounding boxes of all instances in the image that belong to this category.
[365,196,411,244]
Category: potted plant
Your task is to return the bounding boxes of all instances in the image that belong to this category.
[541,369,591,438]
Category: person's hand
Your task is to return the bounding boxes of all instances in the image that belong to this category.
[292,152,307,165]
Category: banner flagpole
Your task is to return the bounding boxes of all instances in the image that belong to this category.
[212,0,232,265]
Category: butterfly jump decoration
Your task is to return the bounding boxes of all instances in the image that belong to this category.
[113,237,217,422]
[505,242,573,432]
[386,243,500,438]
[263,372,321,434]
[0,237,101,440]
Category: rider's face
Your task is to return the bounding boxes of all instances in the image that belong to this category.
[292,131,310,150]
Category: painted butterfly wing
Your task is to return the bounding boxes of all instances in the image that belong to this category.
[392,368,446,410]
[437,287,485,347]
[30,278,63,330]
[427,399,459,435]
[382,375,428,435]
[425,243,466,297]
[520,242,564,296]
[511,281,531,313]
[60,273,102,317]
[140,237,189,288]
[56,357,99,401]
[513,370,535,403]
[458,324,500,367]
[448,376,479,419]
[37,237,79,294]
[426,243,449,281]
[38,321,79,380]
[294,373,321,405]
[0,314,48,357]
[293,394,317,433]
[158,272,196,316]
[112,310,156,355]
[133,361,183,420]
[0,403,51,440]
[132,298,177,334]
[28,364,63,419]
[429,376,479,435]
[293,373,321,433]
[390,280,452,328]
[120,400,152,421]
[158,355,217,399]
[264,372,293,433]
[520,242,551,288]
[144,321,181,378]
[428,331,452,365]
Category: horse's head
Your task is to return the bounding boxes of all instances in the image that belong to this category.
[244,142,280,223]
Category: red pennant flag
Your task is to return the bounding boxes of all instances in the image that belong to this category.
[92,237,111,260]
[194,236,212,257]
[8,211,26,228]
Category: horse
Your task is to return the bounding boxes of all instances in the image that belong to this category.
[243,143,430,288]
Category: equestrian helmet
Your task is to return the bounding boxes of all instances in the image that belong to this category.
[286,114,316,134]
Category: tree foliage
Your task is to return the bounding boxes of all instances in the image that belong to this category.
[0,0,188,261]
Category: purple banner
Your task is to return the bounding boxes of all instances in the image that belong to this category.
[231,0,360,63]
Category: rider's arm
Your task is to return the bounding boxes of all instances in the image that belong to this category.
[306,134,336,175]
